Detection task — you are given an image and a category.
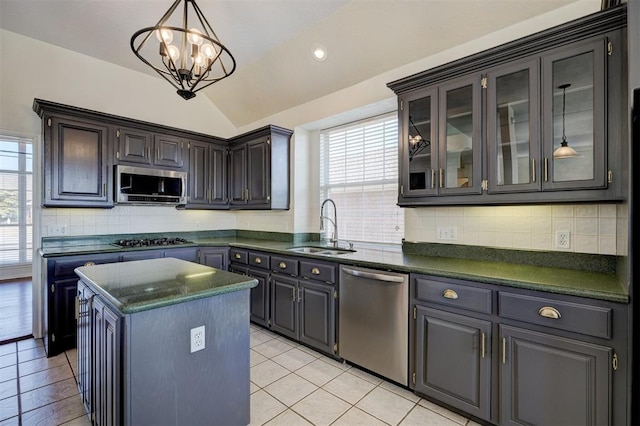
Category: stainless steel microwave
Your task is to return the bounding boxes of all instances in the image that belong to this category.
[115,165,187,205]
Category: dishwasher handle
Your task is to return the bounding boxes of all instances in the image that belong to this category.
[341,267,405,283]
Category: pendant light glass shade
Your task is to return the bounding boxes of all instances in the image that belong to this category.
[131,0,236,100]
[553,83,578,159]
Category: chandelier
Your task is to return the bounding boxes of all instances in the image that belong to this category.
[553,83,578,158]
[408,116,431,161]
[130,0,236,100]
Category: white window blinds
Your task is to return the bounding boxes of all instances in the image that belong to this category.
[0,136,33,266]
[320,113,403,244]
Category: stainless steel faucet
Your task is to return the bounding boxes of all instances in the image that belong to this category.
[320,198,338,248]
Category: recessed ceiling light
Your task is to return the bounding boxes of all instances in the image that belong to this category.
[311,43,327,62]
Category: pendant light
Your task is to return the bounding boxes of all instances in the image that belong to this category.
[553,83,578,158]
[130,0,236,100]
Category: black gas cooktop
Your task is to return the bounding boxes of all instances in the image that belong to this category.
[114,237,192,248]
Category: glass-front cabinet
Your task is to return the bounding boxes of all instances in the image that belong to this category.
[486,60,540,194]
[542,38,607,191]
[439,76,482,196]
[399,76,481,198]
[400,87,438,197]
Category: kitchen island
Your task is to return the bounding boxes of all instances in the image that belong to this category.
[74,258,258,426]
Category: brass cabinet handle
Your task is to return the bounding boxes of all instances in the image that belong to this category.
[234,253,241,259]
[84,261,95,266]
[297,287,302,302]
[532,158,536,183]
[311,267,320,275]
[431,169,436,189]
[279,262,287,269]
[538,306,561,319]
[544,158,549,182]
[502,337,506,364]
[442,289,458,299]
[481,332,486,359]
[439,169,444,188]
[254,257,262,264]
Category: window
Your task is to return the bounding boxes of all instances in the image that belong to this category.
[320,113,403,244]
[0,136,33,266]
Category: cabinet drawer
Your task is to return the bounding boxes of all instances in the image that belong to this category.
[248,252,270,269]
[498,292,611,339]
[414,277,492,314]
[300,261,336,283]
[230,249,248,264]
[52,254,120,277]
[271,255,298,276]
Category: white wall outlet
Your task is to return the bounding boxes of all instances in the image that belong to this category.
[48,225,68,236]
[437,226,458,241]
[190,325,205,353]
[556,231,571,249]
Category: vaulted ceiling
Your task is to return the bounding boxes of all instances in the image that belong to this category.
[1,0,583,127]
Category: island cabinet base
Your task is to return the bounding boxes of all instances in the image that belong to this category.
[78,281,251,426]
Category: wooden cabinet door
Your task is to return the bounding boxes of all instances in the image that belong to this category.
[247,138,270,206]
[52,278,79,354]
[116,127,152,165]
[154,134,184,168]
[93,297,121,426]
[415,306,491,421]
[486,59,541,194]
[400,87,439,199]
[541,37,607,192]
[209,145,228,206]
[187,140,210,205]
[500,325,611,426]
[270,275,298,339]
[299,280,335,355]
[248,268,270,327]
[199,247,229,270]
[229,144,247,206]
[438,75,483,196]
[46,116,111,206]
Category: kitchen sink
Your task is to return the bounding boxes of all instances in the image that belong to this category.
[287,246,356,256]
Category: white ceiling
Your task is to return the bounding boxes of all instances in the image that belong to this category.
[1,0,582,128]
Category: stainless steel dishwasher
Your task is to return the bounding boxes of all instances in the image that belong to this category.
[338,265,409,385]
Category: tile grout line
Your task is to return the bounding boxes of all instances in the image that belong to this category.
[14,344,23,426]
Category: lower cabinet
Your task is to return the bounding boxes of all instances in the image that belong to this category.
[411,273,628,425]
[414,306,491,420]
[500,325,612,426]
[198,247,229,270]
[92,296,121,426]
[77,281,94,414]
[248,269,270,327]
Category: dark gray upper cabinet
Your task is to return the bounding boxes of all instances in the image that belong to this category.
[486,59,540,194]
[115,126,184,170]
[229,126,292,210]
[187,140,228,208]
[42,115,112,207]
[33,99,292,210]
[390,6,627,206]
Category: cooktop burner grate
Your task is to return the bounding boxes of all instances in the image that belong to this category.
[114,237,192,248]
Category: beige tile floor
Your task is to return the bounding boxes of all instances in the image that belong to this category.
[0,328,476,426]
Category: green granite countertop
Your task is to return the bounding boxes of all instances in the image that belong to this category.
[75,258,258,314]
[43,232,628,304]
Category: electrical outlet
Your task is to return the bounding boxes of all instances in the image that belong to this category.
[556,231,571,249]
[437,226,458,241]
[48,225,68,236]
[190,325,205,353]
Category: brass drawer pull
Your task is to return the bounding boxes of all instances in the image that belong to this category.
[279,262,287,269]
[538,306,561,319]
[481,332,486,359]
[254,257,262,264]
[442,289,458,299]
[311,267,320,275]
[234,253,241,259]
[84,261,95,266]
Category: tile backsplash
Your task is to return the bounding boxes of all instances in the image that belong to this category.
[404,204,627,256]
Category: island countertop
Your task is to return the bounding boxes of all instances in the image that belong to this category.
[75,257,258,314]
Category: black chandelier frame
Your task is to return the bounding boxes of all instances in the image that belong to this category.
[130,0,236,100]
